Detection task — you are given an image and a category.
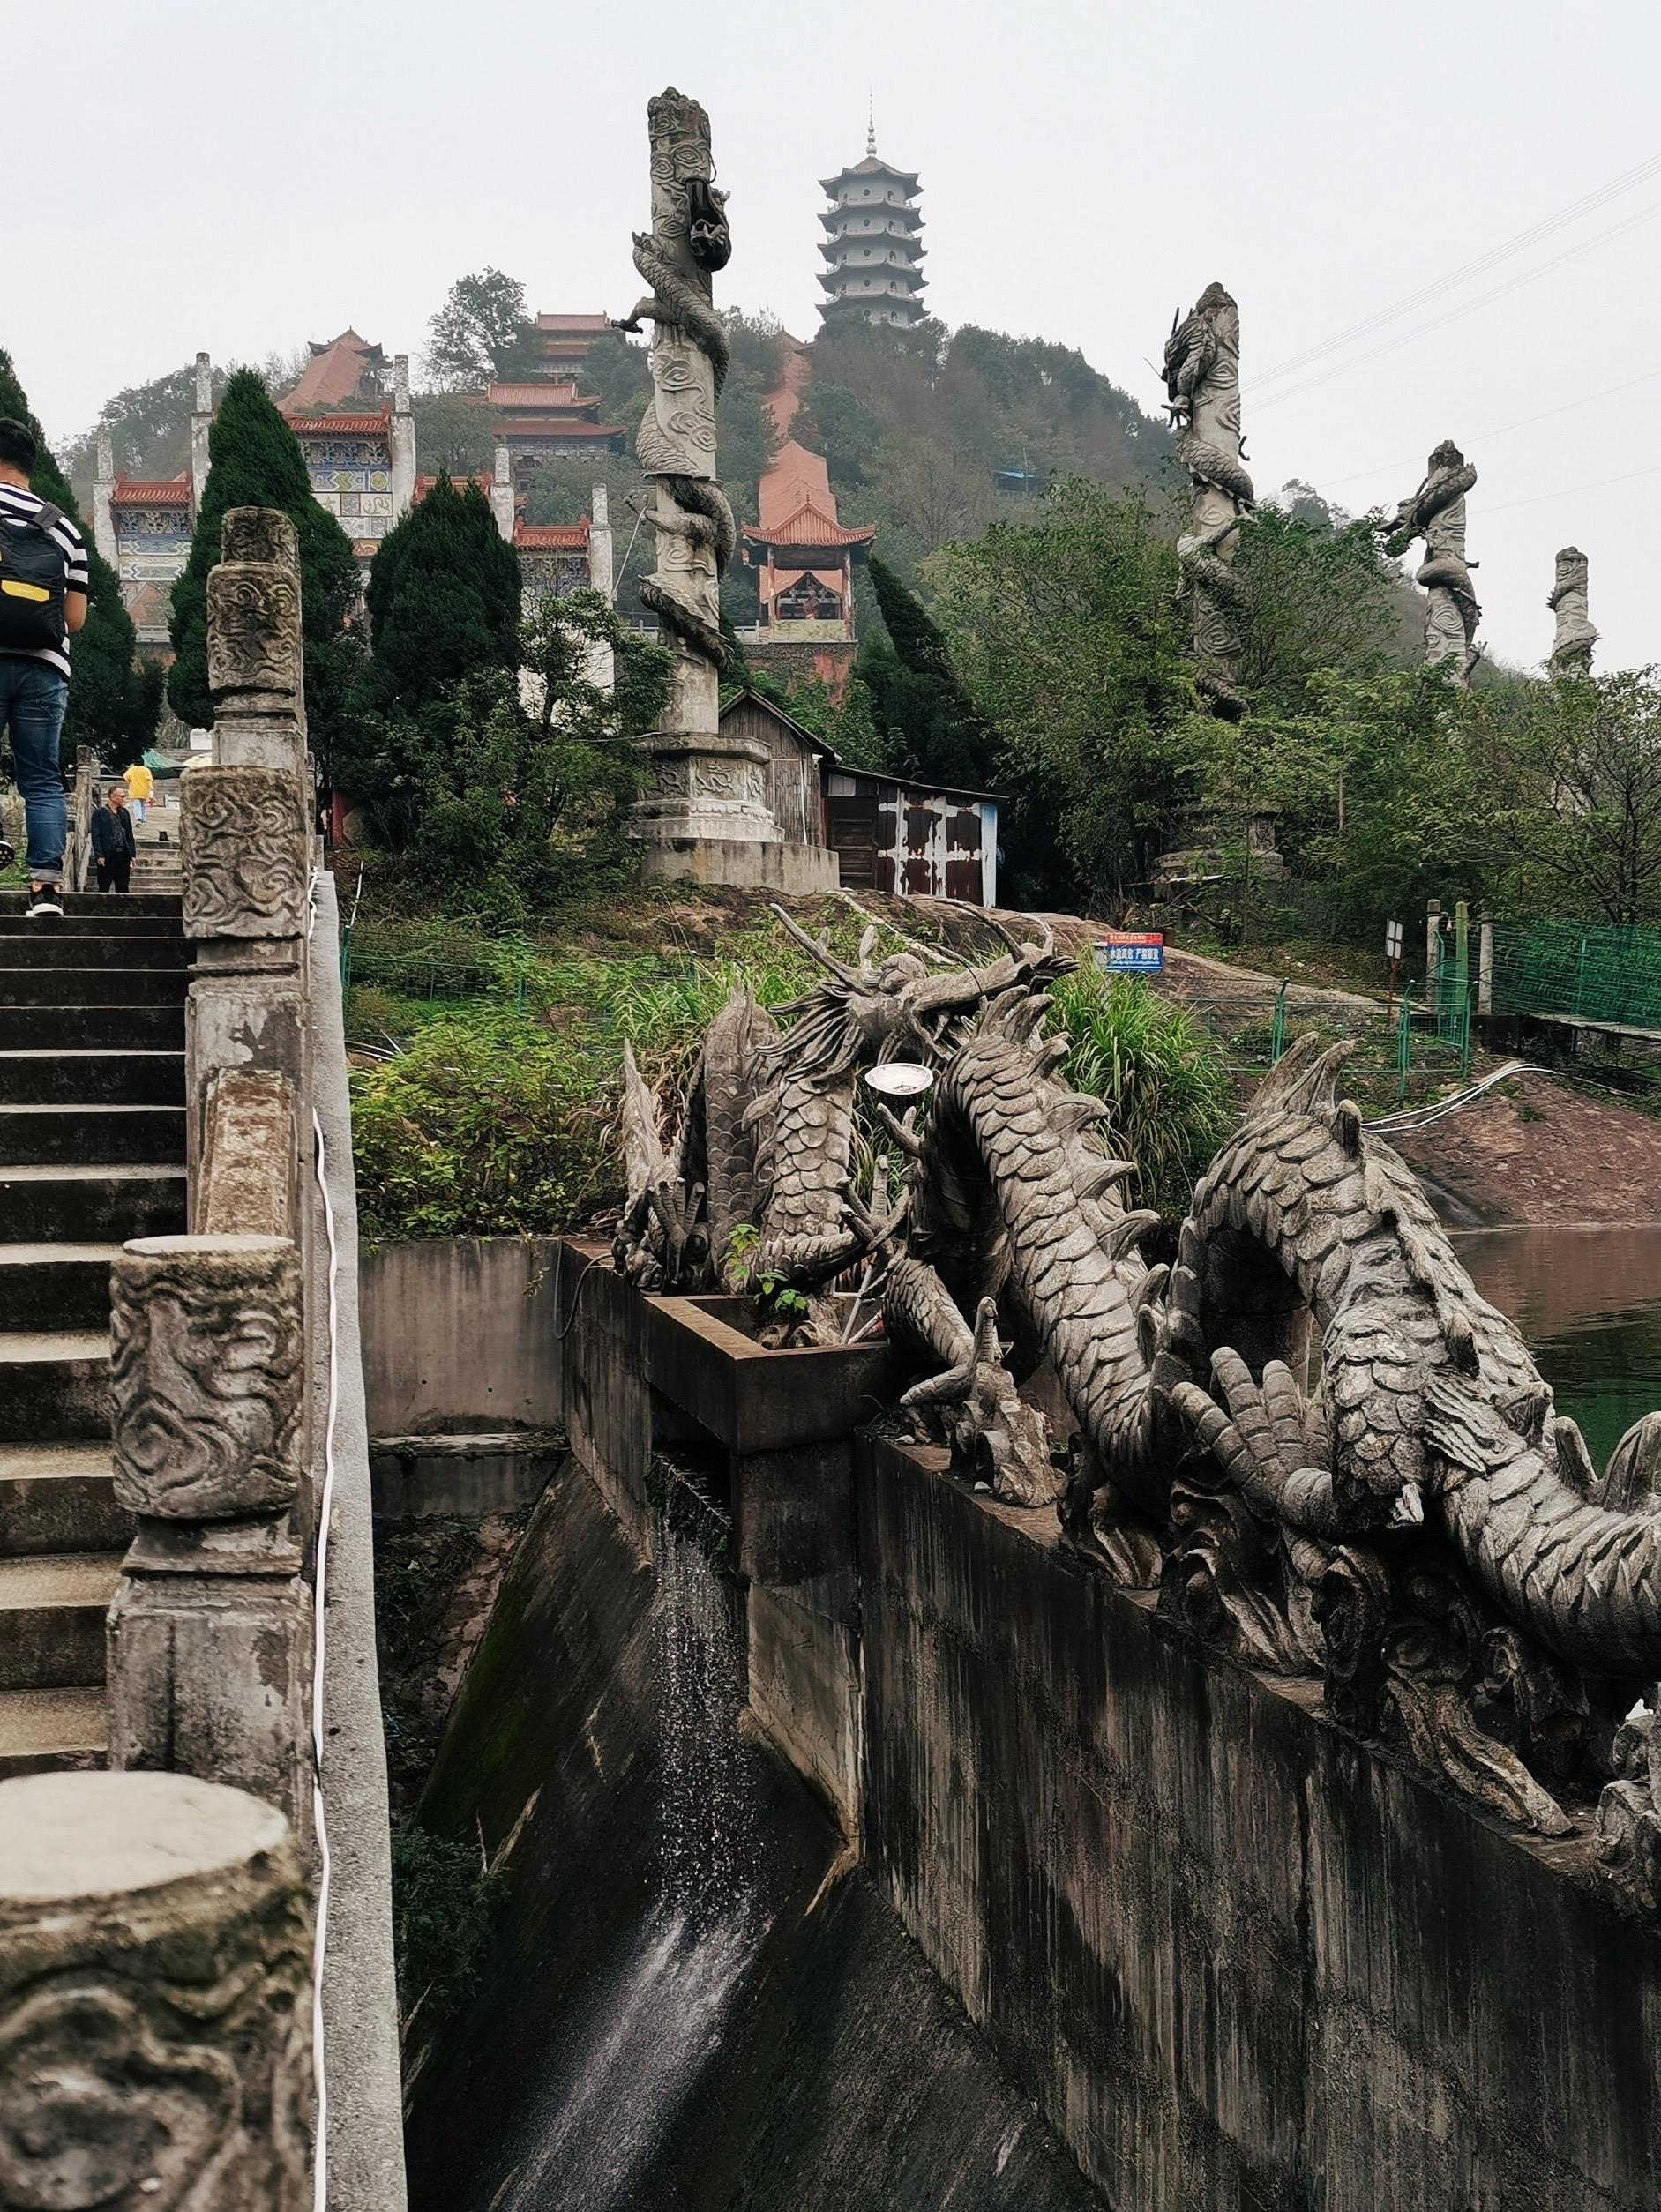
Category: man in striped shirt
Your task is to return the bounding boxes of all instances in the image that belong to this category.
[0,417,89,916]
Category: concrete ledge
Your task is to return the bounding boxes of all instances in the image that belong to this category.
[369,1431,562,1521]
[638,838,842,893]
[857,1432,1661,2212]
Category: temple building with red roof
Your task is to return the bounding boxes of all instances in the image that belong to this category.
[528,312,614,377]
[740,345,875,691]
[91,354,217,648]
[279,332,416,564]
[486,378,626,471]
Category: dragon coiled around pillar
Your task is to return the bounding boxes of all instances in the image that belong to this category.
[1163,284,1255,721]
[614,919,1661,1903]
[1381,440,1482,683]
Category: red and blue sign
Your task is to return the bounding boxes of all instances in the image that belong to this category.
[1096,931,1165,975]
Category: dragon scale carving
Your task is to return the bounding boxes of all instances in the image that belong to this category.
[617,925,1661,1888]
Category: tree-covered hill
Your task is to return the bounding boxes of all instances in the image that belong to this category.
[796,316,1177,581]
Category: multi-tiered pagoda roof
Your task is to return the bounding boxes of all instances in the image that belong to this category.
[818,135,927,329]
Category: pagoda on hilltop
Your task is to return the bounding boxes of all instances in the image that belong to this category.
[818,112,926,329]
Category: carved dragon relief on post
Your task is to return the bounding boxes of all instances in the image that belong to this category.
[615,920,1661,1902]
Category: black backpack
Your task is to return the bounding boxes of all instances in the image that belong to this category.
[0,499,68,654]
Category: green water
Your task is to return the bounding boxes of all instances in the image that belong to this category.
[1455,1227,1661,1470]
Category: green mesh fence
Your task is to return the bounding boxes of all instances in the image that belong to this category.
[1487,922,1661,1035]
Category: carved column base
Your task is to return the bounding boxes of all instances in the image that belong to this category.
[632,732,782,848]
[0,1769,313,2209]
[108,1572,315,1856]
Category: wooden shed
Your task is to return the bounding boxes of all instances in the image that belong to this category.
[717,690,1000,907]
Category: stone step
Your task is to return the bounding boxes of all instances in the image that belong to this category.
[0,1245,124,1333]
[0,918,183,943]
[0,1165,185,1245]
[0,1686,108,1776]
[0,1105,185,1170]
[0,1051,186,1108]
[0,892,182,921]
[0,1551,122,1690]
[4,930,191,970]
[0,1331,111,1444]
[0,1442,127,1558]
[0,966,191,1007]
[5,1005,184,1051]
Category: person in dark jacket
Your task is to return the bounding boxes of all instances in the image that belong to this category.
[91,781,136,894]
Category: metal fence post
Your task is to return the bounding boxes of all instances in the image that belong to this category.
[1397,985,1412,1102]
[1270,980,1288,1064]
[1478,914,1493,1015]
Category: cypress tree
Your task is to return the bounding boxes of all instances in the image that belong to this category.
[167,369,361,742]
[861,555,997,788]
[358,474,520,714]
[0,348,148,759]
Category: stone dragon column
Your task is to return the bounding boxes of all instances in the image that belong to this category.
[1381,442,1481,684]
[617,86,778,856]
[1548,545,1597,673]
[1163,283,1255,721]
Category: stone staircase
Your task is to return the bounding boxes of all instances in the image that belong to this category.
[0,889,189,1775]
[131,788,183,894]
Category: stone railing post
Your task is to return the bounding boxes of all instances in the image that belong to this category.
[106,1235,313,1844]
[0,1769,312,2209]
[185,505,311,1242]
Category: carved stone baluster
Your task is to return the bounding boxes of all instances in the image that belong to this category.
[106,1235,313,1845]
[186,505,311,1248]
[0,1769,312,2209]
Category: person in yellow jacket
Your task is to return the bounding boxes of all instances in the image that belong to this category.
[123,759,153,826]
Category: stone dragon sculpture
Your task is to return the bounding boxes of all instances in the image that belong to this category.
[615,918,1661,1903]
[1163,283,1254,721]
[1380,440,1482,684]
[614,86,736,674]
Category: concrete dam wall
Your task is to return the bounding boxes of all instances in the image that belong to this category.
[381,1238,1661,2209]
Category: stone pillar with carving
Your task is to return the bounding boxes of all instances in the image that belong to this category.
[92,433,116,565]
[0,1769,314,2209]
[618,87,782,852]
[184,508,311,1238]
[1548,544,1597,674]
[106,1235,313,1841]
[391,350,416,521]
[490,441,515,543]
[1381,441,1481,684]
[1163,283,1255,721]
[190,350,213,517]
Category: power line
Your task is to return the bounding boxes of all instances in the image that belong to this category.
[1255,150,1661,387]
[1315,366,1661,493]
[1253,195,1661,416]
[1485,457,1661,518]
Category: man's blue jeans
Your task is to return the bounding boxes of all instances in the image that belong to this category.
[0,658,69,886]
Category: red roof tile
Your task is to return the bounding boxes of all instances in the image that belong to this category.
[112,479,192,509]
[744,506,876,549]
[284,409,391,436]
[486,380,589,408]
[515,522,590,550]
[534,313,611,333]
[281,330,385,412]
[413,473,494,502]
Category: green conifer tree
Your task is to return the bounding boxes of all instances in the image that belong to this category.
[0,348,149,759]
[860,554,996,788]
[167,369,361,747]
[358,474,520,715]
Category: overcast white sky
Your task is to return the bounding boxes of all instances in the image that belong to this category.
[11,0,1660,669]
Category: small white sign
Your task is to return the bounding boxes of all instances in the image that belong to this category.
[1385,920,1403,960]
